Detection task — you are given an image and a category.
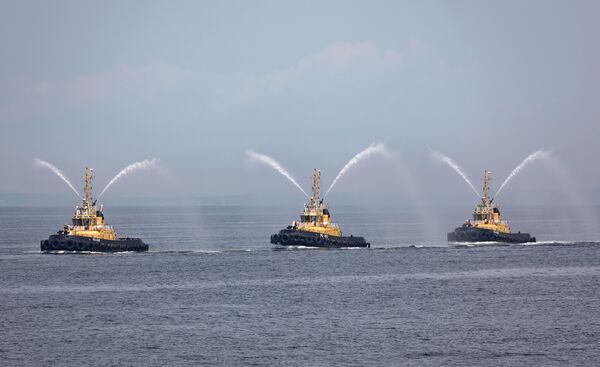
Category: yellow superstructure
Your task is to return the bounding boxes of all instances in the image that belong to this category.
[62,168,117,240]
[291,169,342,237]
[465,170,510,234]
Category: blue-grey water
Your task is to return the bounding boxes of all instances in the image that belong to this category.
[1,205,600,366]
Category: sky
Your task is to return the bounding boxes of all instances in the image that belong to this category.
[1,0,599,207]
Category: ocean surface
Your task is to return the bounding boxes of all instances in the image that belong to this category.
[1,205,600,366]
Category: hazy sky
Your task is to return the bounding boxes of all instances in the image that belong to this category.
[1,1,599,206]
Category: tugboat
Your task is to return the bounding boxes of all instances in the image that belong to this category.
[271,169,370,248]
[40,168,148,252]
[447,170,536,244]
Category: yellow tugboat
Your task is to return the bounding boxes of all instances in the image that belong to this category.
[40,168,148,252]
[270,169,370,248]
[447,170,536,243]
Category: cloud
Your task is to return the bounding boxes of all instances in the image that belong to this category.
[230,41,403,103]
[0,62,186,121]
[63,62,186,104]
[1,41,427,122]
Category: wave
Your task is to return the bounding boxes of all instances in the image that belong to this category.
[449,240,600,248]
[4,265,599,295]
[25,240,600,257]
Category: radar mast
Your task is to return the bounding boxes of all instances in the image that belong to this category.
[83,167,94,212]
[310,169,320,209]
[482,170,491,206]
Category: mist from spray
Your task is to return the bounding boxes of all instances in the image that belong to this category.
[98,158,161,199]
[246,151,309,198]
[34,158,82,199]
[324,143,389,198]
[495,149,551,198]
[430,149,480,197]
[542,157,598,240]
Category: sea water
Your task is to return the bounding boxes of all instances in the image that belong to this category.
[1,205,599,366]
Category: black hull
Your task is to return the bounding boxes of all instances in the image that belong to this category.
[271,229,370,248]
[41,234,148,253]
[447,226,536,244]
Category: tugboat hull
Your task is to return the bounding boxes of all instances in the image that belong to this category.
[41,234,148,253]
[271,229,370,248]
[447,226,536,244]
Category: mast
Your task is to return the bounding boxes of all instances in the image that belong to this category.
[482,170,491,205]
[84,167,93,211]
[311,169,320,209]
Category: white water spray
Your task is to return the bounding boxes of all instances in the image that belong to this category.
[34,158,82,199]
[495,149,551,198]
[324,143,389,198]
[430,149,480,197]
[246,151,309,198]
[98,158,161,199]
